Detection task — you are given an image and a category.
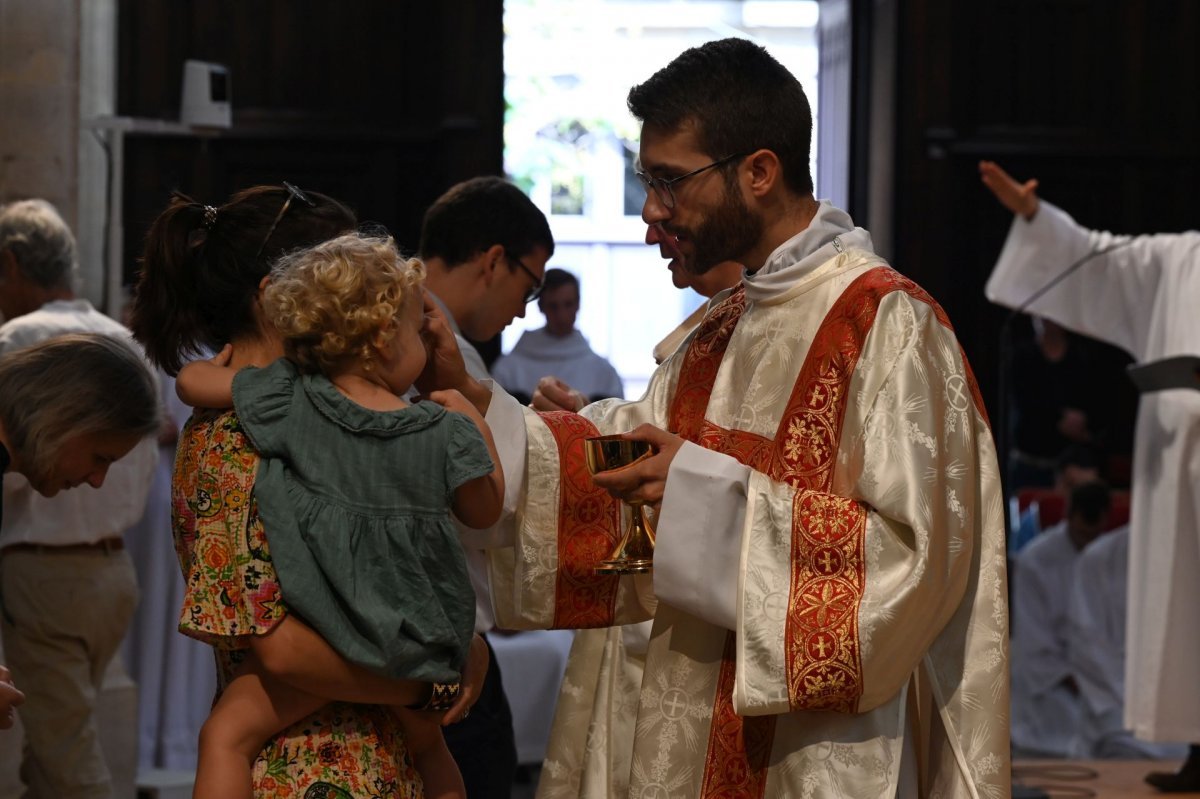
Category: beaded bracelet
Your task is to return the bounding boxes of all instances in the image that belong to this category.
[407,681,462,711]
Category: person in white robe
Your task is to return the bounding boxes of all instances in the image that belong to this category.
[421,39,1010,799]
[1067,525,1187,760]
[532,231,744,797]
[1010,481,1111,758]
[982,159,1200,790]
[492,269,624,404]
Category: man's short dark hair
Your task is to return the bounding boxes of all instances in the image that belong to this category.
[542,268,578,295]
[627,37,813,196]
[1069,480,1112,526]
[419,177,554,267]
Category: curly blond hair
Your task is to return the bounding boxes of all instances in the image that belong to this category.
[263,233,426,374]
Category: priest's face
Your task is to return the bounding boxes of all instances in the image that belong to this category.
[637,123,762,276]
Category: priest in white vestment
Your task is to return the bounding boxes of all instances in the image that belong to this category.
[422,40,1011,798]
[982,160,1200,788]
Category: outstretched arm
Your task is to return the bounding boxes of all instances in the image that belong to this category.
[429,388,505,529]
[979,160,1040,220]
[177,344,237,409]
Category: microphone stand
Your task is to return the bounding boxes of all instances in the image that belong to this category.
[996,238,1133,540]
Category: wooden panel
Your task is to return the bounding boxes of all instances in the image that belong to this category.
[115,0,504,284]
[890,0,1200,431]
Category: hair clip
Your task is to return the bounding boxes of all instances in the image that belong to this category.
[202,205,218,230]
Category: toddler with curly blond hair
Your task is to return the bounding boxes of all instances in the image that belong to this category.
[178,232,503,799]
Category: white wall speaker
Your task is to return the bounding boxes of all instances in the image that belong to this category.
[180,59,231,128]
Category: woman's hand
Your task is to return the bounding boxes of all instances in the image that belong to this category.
[441,634,489,726]
[979,160,1040,221]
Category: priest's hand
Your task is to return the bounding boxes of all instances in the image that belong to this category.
[416,292,491,415]
[979,160,1040,221]
[532,376,587,412]
[589,424,684,506]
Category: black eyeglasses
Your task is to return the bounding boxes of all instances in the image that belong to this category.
[255,182,316,259]
[635,152,750,209]
[507,255,544,304]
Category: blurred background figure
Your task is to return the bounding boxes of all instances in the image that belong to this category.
[0,199,159,799]
[1010,480,1111,758]
[492,268,623,405]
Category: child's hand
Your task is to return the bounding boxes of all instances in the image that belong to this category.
[176,344,238,409]
[208,343,233,367]
[428,389,485,426]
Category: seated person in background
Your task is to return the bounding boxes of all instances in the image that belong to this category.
[1011,444,1102,553]
[1011,480,1113,758]
[1068,521,1188,760]
[491,268,623,405]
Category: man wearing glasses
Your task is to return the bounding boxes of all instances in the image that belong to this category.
[416,175,552,799]
[422,38,1010,799]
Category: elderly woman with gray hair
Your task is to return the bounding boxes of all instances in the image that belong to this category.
[0,332,161,730]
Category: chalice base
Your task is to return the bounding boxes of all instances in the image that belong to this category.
[595,558,653,575]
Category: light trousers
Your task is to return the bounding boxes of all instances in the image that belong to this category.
[0,547,138,799]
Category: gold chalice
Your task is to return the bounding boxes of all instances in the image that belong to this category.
[584,434,656,574]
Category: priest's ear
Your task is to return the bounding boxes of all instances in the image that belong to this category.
[742,149,785,200]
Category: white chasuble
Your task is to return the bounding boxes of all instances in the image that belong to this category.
[986,201,1200,743]
[489,226,1009,798]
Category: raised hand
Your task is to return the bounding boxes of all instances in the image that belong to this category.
[979,160,1040,221]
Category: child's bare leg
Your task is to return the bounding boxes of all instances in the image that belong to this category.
[193,654,327,799]
[393,706,466,799]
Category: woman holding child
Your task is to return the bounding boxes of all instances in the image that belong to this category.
[130,184,490,798]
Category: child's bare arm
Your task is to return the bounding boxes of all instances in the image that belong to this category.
[177,344,236,409]
[427,389,505,529]
[393,708,466,799]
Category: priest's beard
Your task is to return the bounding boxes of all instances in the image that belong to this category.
[685,176,763,276]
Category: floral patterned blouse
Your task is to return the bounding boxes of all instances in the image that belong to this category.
[173,409,422,799]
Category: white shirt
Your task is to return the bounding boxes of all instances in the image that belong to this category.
[0,299,158,548]
[427,290,502,633]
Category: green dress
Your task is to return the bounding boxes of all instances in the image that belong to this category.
[232,358,490,682]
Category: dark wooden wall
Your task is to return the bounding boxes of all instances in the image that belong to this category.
[116,0,504,281]
[880,0,1198,454]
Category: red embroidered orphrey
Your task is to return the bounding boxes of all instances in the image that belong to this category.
[537,411,623,629]
[684,266,984,797]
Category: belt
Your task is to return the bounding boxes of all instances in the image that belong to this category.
[2,537,124,556]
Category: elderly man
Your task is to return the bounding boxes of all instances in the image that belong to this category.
[417,176,554,798]
[0,199,157,798]
[426,39,1009,798]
